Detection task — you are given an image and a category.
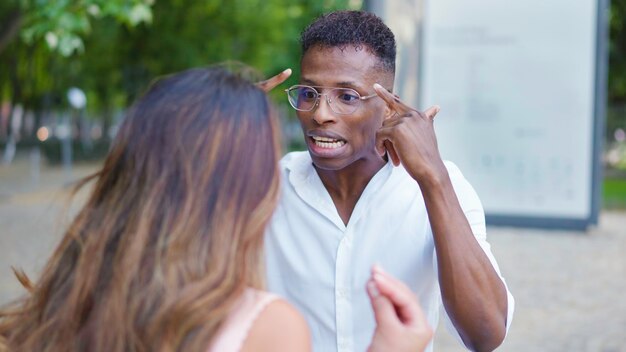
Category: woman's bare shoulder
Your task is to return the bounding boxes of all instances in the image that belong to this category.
[240,297,311,352]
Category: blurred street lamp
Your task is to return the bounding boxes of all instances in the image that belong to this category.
[63,87,87,177]
[36,127,49,142]
[68,88,87,110]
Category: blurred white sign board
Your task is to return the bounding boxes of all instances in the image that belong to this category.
[372,0,608,229]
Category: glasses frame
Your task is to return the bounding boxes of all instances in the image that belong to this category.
[285,84,378,115]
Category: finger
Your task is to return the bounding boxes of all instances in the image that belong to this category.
[375,127,390,157]
[373,83,415,115]
[384,141,400,166]
[374,275,422,326]
[256,68,292,92]
[372,265,416,301]
[376,138,386,157]
[367,279,400,328]
[376,127,401,166]
[423,105,441,121]
[372,266,427,327]
[382,115,403,128]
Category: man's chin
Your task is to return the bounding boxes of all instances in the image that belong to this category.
[309,154,351,172]
[309,150,387,174]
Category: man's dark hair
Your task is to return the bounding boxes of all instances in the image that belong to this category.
[300,10,396,73]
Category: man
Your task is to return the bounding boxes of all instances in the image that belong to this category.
[264,10,514,352]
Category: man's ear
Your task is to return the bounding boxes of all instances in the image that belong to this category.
[383,95,397,120]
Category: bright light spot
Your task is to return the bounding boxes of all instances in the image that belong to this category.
[45,32,58,49]
[36,127,49,142]
[615,128,626,142]
[67,87,87,109]
[87,4,101,16]
[129,4,152,25]
[348,0,363,9]
[606,149,620,166]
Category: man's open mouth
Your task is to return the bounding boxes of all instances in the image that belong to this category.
[311,136,346,149]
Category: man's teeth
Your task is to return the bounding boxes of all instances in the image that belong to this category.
[312,136,346,149]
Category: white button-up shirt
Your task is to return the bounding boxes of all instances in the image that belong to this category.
[266,152,514,352]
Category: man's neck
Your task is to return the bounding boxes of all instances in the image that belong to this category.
[314,157,387,225]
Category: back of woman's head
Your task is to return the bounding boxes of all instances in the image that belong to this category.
[0,67,281,351]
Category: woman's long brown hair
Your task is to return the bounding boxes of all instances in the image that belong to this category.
[0,67,281,351]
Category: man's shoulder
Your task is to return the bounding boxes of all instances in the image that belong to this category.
[391,160,472,197]
[279,151,311,172]
[441,160,467,182]
[442,160,462,175]
[391,160,464,183]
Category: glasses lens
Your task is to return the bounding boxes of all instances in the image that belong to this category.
[288,86,318,111]
[329,88,360,114]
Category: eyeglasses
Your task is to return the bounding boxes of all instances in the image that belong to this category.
[285,85,378,115]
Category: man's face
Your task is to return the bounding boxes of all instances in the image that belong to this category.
[297,45,394,171]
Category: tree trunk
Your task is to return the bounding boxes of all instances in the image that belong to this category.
[0,9,22,55]
[100,88,113,141]
[2,54,21,164]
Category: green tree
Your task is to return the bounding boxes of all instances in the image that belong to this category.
[0,0,153,162]
[610,0,626,103]
[0,0,153,56]
[608,0,626,141]
[0,0,361,162]
[106,0,359,102]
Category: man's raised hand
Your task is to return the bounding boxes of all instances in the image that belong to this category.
[256,68,292,92]
[373,83,446,184]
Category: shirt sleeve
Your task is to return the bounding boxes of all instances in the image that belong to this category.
[437,161,515,344]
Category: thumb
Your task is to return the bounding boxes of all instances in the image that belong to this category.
[367,280,399,327]
[423,105,440,120]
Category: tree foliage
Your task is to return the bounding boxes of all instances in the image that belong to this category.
[2,0,624,144]
[1,0,153,56]
[0,0,359,133]
[610,0,626,103]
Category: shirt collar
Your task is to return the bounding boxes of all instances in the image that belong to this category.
[283,151,394,191]
[283,151,395,229]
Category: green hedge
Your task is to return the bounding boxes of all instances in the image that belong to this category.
[39,138,111,165]
[604,178,626,209]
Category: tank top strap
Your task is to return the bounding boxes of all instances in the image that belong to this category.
[208,288,280,352]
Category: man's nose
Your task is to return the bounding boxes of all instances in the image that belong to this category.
[312,95,337,125]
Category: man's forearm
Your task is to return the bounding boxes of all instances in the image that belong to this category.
[420,173,508,352]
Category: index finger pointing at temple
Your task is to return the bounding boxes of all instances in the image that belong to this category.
[257,68,292,92]
[373,83,416,115]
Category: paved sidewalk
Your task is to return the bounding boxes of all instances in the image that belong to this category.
[1,158,625,351]
[434,211,626,352]
[0,158,98,304]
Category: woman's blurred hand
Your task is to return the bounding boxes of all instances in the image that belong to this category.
[367,265,433,352]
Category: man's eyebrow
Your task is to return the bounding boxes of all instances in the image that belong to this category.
[336,81,358,87]
[336,81,368,92]
[301,78,362,90]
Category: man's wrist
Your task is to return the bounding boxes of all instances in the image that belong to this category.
[413,163,450,190]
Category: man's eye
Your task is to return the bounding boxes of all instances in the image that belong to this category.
[337,91,359,103]
[300,89,317,100]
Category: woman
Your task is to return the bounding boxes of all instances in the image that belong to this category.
[0,67,431,351]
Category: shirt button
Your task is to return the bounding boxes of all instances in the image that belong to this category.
[338,338,347,349]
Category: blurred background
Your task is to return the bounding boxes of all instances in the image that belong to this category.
[0,0,625,351]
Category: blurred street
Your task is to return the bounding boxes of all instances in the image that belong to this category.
[434,211,626,351]
[1,157,625,351]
